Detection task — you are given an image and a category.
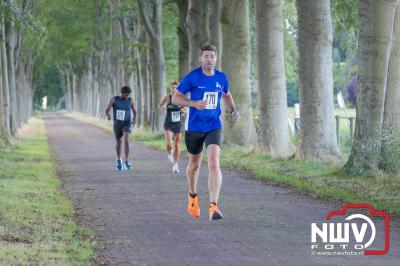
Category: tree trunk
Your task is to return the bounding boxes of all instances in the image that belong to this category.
[221,0,256,146]
[93,59,101,117]
[383,4,400,132]
[345,0,399,170]
[5,16,18,134]
[381,2,400,171]
[255,0,294,157]
[0,14,11,137]
[72,72,80,112]
[186,0,210,68]
[209,0,222,69]
[138,0,166,131]
[296,0,339,161]
[135,66,142,127]
[176,0,189,79]
[136,18,150,128]
[0,15,5,135]
[65,68,73,111]
[0,57,3,135]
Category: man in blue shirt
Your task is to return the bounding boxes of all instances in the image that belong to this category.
[172,45,240,220]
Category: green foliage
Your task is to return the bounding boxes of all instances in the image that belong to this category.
[380,128,400,173]
[34,0,96,71]
[0,1,44,33]
[163,1,179,84]
[286,81,298,106]
[283,0,298,91]
[33,67,64,109]
[344,128,400,176]
[331,0,359,34]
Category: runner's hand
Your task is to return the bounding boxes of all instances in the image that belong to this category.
[106,113,111,120]
[191,100,207,110]
[231,109,241,122]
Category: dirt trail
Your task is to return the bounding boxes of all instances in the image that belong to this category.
[44,112,400,266]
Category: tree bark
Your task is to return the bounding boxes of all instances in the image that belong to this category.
[296,0,339,161]
[186,0,210,69]
[138,0,166,131]
[346,0,399,170]
[0,14,5,135]
[209,0,222,69]
[221,0,256,146]
[5,6,18,134]
[381,2,400,171]
[0,13,11,137]
[383,4,400,132]
[136,18,151,128]
[176,0,189,79]
[255,0,294,157]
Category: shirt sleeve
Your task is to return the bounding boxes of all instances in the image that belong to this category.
[223,75,229,94]
[177,74,192,94]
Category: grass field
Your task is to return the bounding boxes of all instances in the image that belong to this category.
[0,116,96,265]
[64,111,400,215]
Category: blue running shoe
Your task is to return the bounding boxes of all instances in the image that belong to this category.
[124,160,133,170]
[116,158,123,171]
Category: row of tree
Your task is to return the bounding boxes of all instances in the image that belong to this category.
[0,0,37,140]
[2,0,400,174]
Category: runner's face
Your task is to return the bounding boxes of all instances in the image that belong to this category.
[200,51,217,70]
[170,84,178,94]
[121,92,130,99]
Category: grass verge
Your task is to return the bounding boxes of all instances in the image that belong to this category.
[63,111,400,215]
[0,116,96,265]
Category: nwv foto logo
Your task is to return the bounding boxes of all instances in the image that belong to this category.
[311,204,390,256]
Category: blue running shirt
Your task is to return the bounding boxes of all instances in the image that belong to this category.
[112,96,131,123]
[177,67,229,132]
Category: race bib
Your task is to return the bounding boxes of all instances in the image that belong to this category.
[202,92,218,109]
[171,111,181,122]
[116,110,126,121]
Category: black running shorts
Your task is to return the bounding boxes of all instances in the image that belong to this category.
[184,128,222,155]
[113,121,132,139]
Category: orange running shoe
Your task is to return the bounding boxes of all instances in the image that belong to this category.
[209,203,223,220]
[188,194,200,217]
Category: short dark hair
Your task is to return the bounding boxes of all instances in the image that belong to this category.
[120,86,131,94]
[200,44,217,55]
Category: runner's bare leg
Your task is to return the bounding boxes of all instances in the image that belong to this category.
[187,153,202,194]
[207,144,222,203]
[123,131,130,160]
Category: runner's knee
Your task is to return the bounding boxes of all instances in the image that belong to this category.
[123,133,130,142]
[188,160,201,172]
[208,160,220,171]
[189,164,200,173]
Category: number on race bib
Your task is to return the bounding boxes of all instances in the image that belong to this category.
[171,111,181,122]
[116,110,126,121]
[202,92,218,109]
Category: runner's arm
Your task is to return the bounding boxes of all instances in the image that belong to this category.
[158,96,167,110]
[180,106,187,116]
[222,92,236,113]
[105,98,116,120]
[172,90,207,110]
[223,92,241,122]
